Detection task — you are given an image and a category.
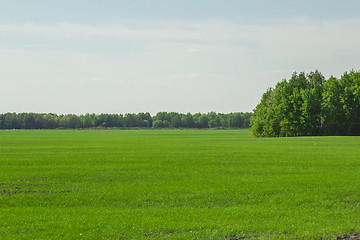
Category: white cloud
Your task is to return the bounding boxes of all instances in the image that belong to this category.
[2,18,360,64]
[186,48,199,53]
[169,73,236,82]
[1,17,360,114]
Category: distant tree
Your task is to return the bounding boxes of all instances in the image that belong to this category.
[142,120,151,128]
[4,113,19,129]
[137,112,152,127]
[153,120,170,128]
[152,120,162,128]
[207,112,220,128]
[196,115,209,128]
[95,114,107,127]
[228,113,244,128]
[170,113,182,128]
[60,114,82,128]
[43,113,57,129]
[154,112,171,122]
[242,112,252,128]
[218,113,229,128]
[123,113,137,127]
[0,111,253,130]
[181,113,195,128]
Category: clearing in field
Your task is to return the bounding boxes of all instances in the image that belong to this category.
[0,129,360,239]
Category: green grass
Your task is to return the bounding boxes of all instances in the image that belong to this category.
[1,129,360,239]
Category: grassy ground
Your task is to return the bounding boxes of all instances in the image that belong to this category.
[0,129,360,239]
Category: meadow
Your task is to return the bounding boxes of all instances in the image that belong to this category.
[0,129,360,239]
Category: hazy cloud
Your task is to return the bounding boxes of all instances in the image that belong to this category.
[1,14,360,114]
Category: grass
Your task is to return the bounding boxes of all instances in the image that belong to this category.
[0,129,360,239]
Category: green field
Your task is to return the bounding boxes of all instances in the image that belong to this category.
[1,129,360,239]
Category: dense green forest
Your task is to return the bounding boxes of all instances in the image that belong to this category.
[250,70,360,137]
[0,111,251,130]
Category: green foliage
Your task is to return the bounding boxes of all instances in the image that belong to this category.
[1,130,360,239]
[153,120,170,128]
[251,70,360,137]
[0,111,252,130]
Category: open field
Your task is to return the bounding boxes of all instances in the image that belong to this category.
[1,129,360,239]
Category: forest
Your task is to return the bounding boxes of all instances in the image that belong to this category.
[0,111,251,130]
[250,70,360,137]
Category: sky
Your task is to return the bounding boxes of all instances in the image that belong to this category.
[1,0,360,115]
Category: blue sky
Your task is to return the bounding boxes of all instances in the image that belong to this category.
[2,0,360,23]
[1,0,360,114]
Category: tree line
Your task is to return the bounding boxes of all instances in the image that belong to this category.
[0,112,252,130]
[250,70,360,137]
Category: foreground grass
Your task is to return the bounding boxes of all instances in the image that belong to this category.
[0,129,360,239]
